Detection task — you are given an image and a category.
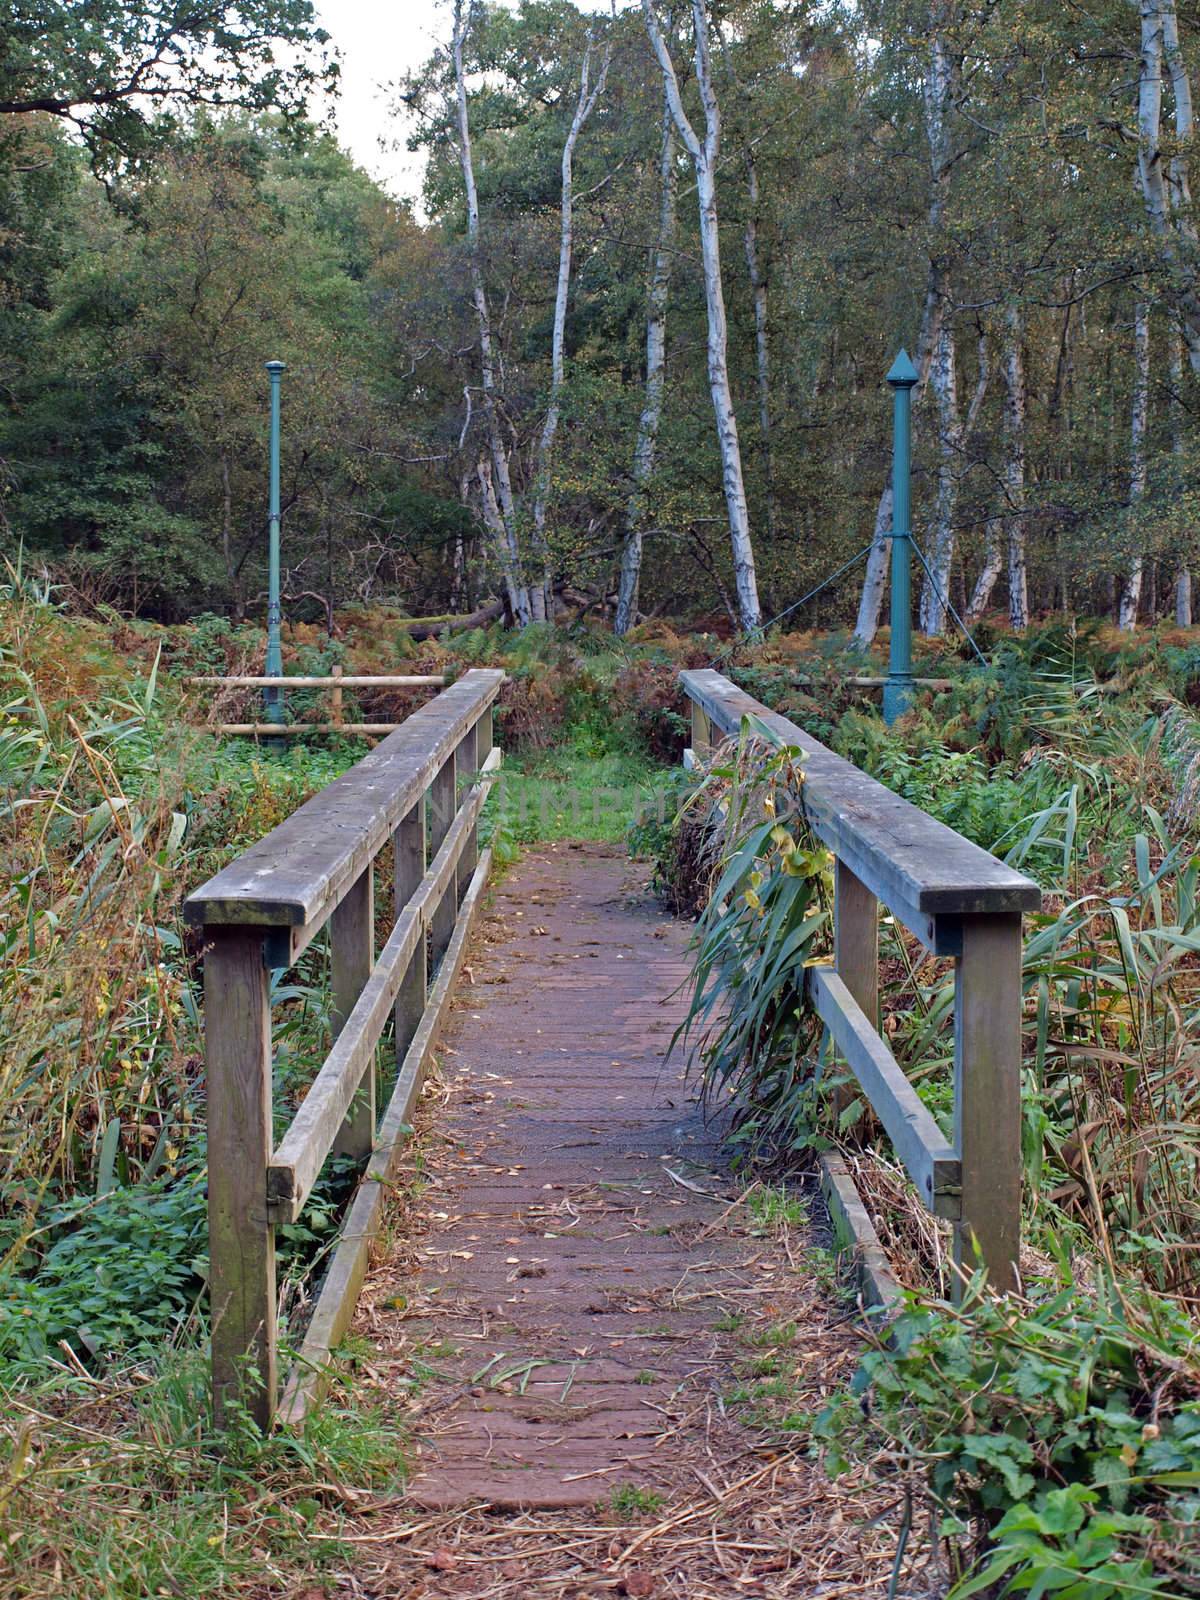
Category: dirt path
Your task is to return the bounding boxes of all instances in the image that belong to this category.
[332,846,924,1598]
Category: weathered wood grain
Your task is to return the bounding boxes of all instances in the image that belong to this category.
[429,747,457,964]
[204,928,277,1431]
[184,669,503,931]
[267,766,498,1222]
[330,864,375,1163]
[808,965,961,1217]
[680,669,1040,927]
[954,915,1023,1294]
[278,846,494,1427]
[393,799,426,1068]
[190,674,445,688]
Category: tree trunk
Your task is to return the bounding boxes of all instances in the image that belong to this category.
[1169,327,1193,623]
[453,0,531,626]
[1003,304,1029,629]
[477,458,528,626]
[530,29,610,624]
[1136,0,1200,373]
[743,153,779,545]
[920,314,961,636]
[855,6,954,643]
[616,92,677,636]
[643,0,761,633]
[1119,299,1152,629]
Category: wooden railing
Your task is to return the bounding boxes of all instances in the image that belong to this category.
[188,667,447,736]
[185,668,504,1427]
[680,669,1041,1294]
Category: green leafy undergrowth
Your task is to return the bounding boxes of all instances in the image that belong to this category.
[818,1278,1200,1598]
[0,1350,406,1600]
[673,722,832,1159]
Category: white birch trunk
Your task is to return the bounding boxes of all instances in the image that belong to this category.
[1120,299,1152,629]
[1136,0,1200,373]
[1002,305,1030,629]
[453,0,531,626]
[1169,327,1193,623]
[855,7,953,643]
[616,92,677,636]
[643,0,761,633]
[477,459,527,624]
[919,313,961,636]
[529,30,610,624]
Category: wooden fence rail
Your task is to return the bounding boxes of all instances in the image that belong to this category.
[679,668,1041,1294]
[185,668,504,1428]
[189,666,447,737]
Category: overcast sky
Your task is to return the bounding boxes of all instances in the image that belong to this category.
[313,0,450,204]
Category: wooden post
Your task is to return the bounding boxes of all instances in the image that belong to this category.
[833,861,878,1114]
[691,698,711,758]
[429,750,457,964]
[954,914,1023,1295]
[477,704,494,764]
[331,863,375,1161]
[835,862,878,1026]
[394,799,427,1061]
[331,663,344,730]
[456,720,480,902]
[205,926,277,1430]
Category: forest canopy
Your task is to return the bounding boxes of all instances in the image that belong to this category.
[1,0,1199,637]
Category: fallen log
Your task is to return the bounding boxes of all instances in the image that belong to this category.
[402,598,505,640]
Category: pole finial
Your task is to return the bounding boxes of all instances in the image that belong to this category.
[265,359,287,376]
[886,348,918,388]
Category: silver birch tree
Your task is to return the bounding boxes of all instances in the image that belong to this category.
[452,0,531,625]
[1119,299,1152,629]
[642,0,762,633]
[616,88,677,636]
[529,24,611,623]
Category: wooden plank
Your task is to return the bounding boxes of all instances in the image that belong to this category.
[278,846,494,1427]
[818,1152,902,1318]
[330,663,344,730]
[680,669,1040,922]
[190,675,445,688]
[691,699,712,757]
[212,723,406,737]
[185,669,503,930]
[456,720,480,899]
[267,769,498,1221]
[330,864,374,1163]
[204,927,276,1431]
[429,748,457,963]
[393,798,426,1066]
[833,860,877,1115]
[835,860,878,1027]
[954,915,1022,1294]
[808,965,961,1217]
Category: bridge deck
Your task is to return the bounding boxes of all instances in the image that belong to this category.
[343,847,905,1591]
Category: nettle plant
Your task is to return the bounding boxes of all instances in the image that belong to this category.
[673,720,833,1158]
[818,1277,1200,1599]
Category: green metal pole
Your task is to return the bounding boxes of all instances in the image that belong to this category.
[264,360,286,729]
[883,348,918,726]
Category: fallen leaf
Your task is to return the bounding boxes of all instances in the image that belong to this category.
[619,1573,656,1597]
[426,1548,460,1572]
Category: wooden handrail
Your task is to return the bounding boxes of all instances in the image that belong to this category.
[681,669,1038,940]
[190,670,502,1429]
[267,751,501,1224]
[185,669,502,944]
[680,668,1040,1294]
[188,674,446,688]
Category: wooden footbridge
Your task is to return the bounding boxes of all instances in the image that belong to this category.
[184,666,1039,1497]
